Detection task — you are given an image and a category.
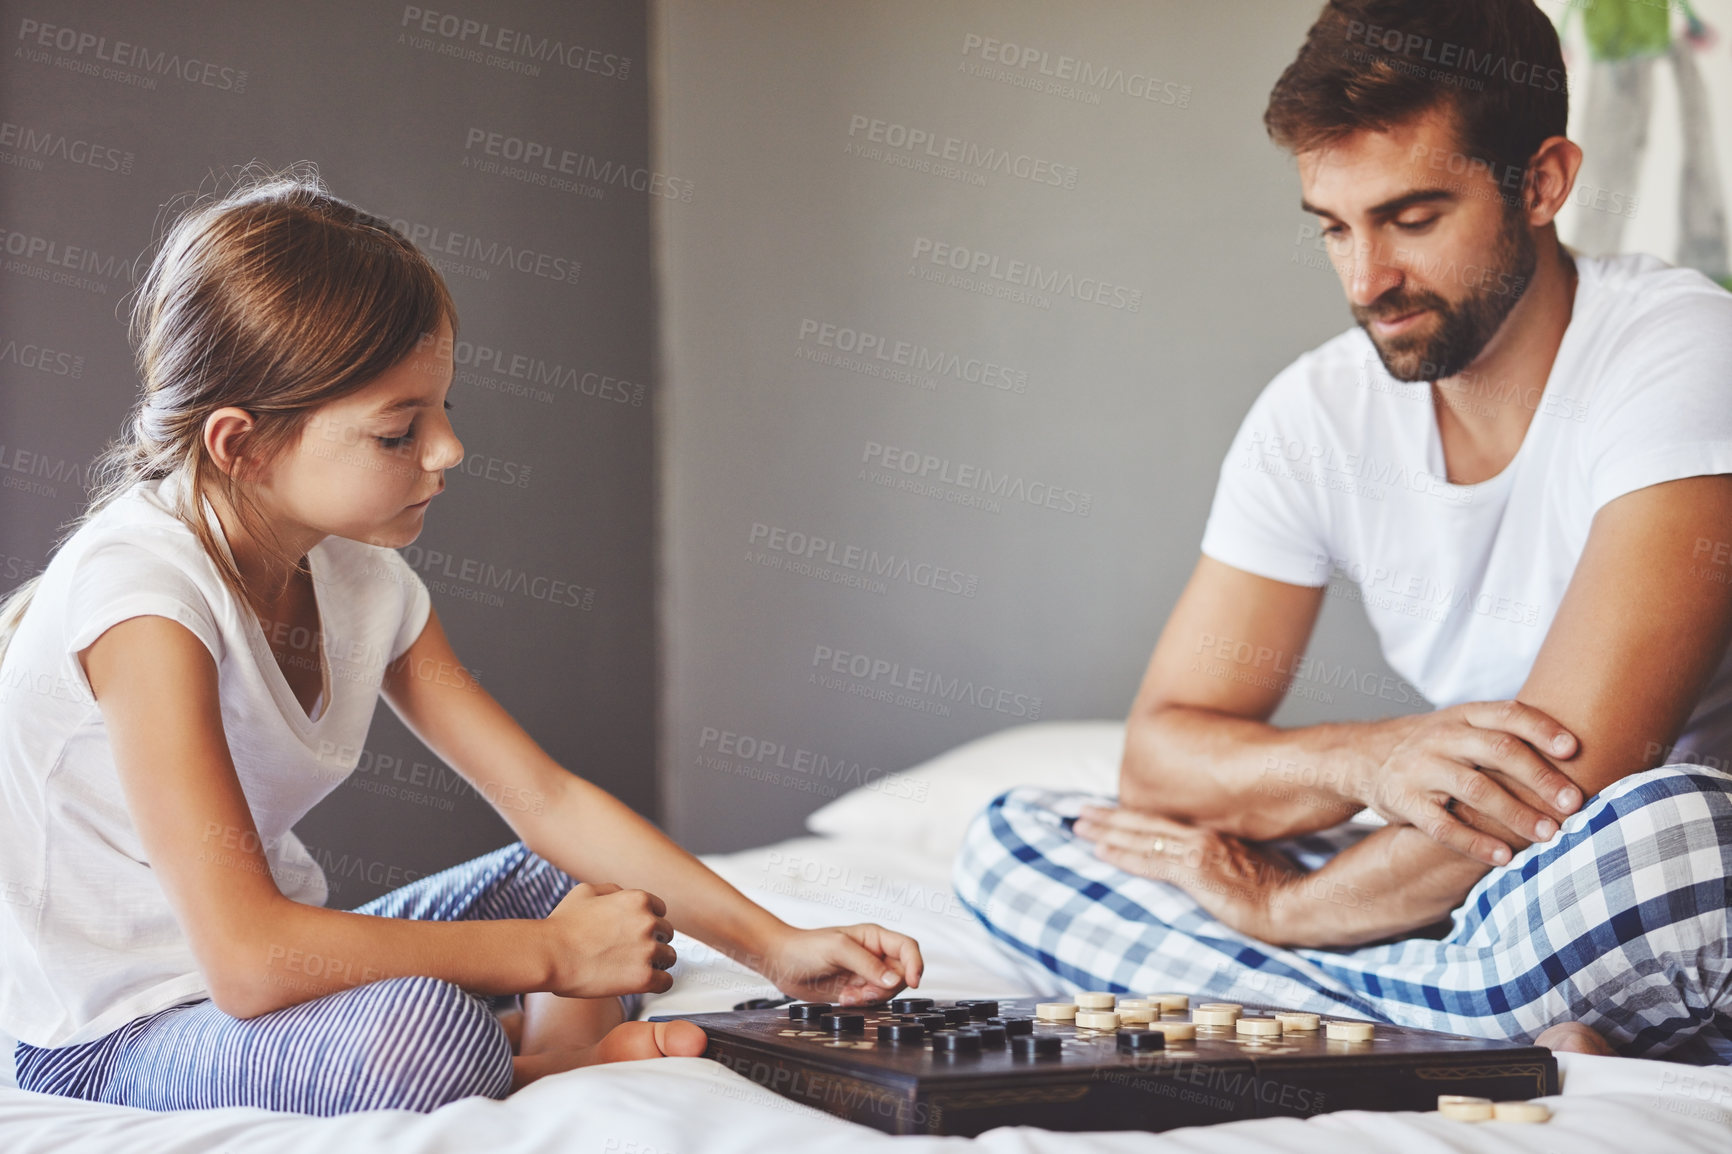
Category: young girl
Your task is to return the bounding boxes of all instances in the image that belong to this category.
[0,167,922,1117]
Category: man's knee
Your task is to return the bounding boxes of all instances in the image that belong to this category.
[1594,763,1732,853]
[1522,764,1732,948]
[961,788,1126,864]
[981,786,1034,814]
[984,786,1099,823]
[1627,761,1732,803]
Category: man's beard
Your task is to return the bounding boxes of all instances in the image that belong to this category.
[1354,207,1538,383]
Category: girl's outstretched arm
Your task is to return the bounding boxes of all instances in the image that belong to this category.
[383,607,924,1005]
[84,614,675,1018]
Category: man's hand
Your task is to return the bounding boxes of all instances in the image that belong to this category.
[758,924,925,1006]
[1354,700,1582,865]
[1074,805,1302,941]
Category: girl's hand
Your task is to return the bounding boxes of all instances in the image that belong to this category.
[761,924,925,1006]
[541,881,679,998]
[1075,805,1301,942]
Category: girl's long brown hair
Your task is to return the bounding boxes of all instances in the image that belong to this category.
[0,162,457,666]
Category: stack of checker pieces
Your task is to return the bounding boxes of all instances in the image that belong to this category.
[661,992,1559,1136]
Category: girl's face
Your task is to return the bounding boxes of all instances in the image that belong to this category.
[263,316,462,549]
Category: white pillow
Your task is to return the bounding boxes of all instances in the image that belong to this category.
[804,720,1125,861]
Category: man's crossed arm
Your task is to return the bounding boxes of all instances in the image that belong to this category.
[1084,474,1732,948]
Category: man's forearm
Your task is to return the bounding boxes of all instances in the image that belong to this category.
[1263,824,1496,948]
[1120,706,1425,839]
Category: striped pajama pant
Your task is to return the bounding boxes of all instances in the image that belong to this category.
[954,763,1732,1064]
[13,840,625,1115]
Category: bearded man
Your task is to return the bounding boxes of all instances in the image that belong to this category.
[956,0,1732,1063]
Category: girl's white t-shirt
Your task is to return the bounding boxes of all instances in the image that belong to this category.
[1201,252,1732,765]
[0,474,430,1048]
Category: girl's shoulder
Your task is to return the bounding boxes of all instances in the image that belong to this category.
[59,477,218,582]
[28,478,232,673]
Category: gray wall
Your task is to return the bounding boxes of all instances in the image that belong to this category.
[0,0,655,905]
[654,0,1428,853]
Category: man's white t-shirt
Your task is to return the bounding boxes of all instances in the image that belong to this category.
[1201,252,1732,766]
[0,474,430,1048]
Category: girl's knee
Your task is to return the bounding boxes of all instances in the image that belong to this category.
[344,976,513,1111]
[366,976,507,1050]
[516,844,577,890]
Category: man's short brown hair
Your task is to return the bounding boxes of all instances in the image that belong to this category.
[1265,0,1569,184]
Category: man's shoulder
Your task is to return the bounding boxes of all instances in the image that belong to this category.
[1582,250,1725,297]
[1579,251,1732,347]
[1565,254,1732,430]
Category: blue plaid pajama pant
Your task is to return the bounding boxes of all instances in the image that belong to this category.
[954,763,1732,1064]
[13,841,635,1115]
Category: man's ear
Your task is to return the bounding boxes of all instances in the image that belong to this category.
[203,406,258,481]
[1523,135,1582,227]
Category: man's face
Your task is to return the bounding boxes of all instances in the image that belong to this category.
[1297,105,1537,382]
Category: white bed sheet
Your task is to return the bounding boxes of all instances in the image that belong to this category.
[3,832,1730,1153]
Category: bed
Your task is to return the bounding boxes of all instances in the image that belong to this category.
[3,721,1730,1152]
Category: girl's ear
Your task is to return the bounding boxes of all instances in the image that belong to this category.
[203,407,259,480]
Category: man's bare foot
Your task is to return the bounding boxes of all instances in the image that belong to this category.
[510,1020,708,1090]
[1536,1020,1618,1056]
